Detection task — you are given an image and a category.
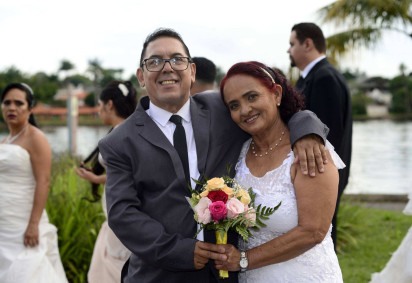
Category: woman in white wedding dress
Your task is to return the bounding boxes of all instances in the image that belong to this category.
[0,83,67,283]
[217,62,343,282]
[369,194,412,283]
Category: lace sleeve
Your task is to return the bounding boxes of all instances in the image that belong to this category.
[325,140,346,169]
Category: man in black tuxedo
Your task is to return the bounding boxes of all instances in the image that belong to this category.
[99,28,329,283]
[288,22,353,250]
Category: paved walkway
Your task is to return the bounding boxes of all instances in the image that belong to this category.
[344,194,409,212]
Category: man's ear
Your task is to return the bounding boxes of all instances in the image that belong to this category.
[304,38,314,51]
[137,68,145,87]
[191,62,196,85]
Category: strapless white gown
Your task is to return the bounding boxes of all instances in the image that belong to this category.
[369,194,412,283]
[235,140,343,283]
[0,144,67,283]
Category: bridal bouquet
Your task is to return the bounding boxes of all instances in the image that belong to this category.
[187,176,280,279]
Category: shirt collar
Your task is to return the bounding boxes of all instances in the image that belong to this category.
[148,99,191,127]
[301,55,326,78]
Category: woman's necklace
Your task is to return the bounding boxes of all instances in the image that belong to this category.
[251,130,285,157]
[4,124,29,144]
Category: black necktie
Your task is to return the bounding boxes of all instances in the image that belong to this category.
[169,115,190,184]
[295,76,305,92]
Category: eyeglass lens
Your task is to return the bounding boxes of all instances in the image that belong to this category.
[144,57,190,72]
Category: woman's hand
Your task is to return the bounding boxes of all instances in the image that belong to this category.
[214,244,241,272]
[24,222,39,247]
[75,167,97,182]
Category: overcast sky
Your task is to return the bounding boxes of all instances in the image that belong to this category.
[1,0,411,79]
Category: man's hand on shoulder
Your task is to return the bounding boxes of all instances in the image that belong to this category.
[293,134,328,177]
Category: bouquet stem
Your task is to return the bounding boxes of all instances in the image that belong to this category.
[215,230,229,279]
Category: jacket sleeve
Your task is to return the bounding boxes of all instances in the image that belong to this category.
[98,136,198,272]
[288,110,329,146]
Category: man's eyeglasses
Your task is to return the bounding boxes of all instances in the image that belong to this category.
[142,57,192,72]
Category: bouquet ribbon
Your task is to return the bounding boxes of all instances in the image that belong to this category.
[215,229,229,279]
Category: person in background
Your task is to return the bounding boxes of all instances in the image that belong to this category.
[217,61,344,282]
[75,80,137,283]
[191,56,217,95]
[288,22,353,249]
[98,27,329,283]
[0,83,68,283]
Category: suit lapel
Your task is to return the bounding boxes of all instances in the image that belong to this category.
[190,98,210,189]
[304,58,328,83]
[134,98,190,191]
[300,58,328,103]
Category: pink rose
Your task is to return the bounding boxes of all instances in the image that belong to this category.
[194,197,212,224]
[209,201,227,222]
[244,207,257,227]
[226,198,246,219]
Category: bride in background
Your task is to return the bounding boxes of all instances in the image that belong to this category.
[0,83,67,282]
[370,194,412,283]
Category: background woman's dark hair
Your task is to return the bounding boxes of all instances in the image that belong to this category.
[1,82,38,127]
[83,80,138,202]
[220,61,305,123]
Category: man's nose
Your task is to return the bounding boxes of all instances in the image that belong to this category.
[162,60,174,72]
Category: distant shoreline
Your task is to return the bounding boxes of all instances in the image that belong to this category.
[343,193,409,212]
[2,113,411,131]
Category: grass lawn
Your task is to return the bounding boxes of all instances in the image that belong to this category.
[337,196,412,282]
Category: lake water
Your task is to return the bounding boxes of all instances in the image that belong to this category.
[1,120,411,195]
[345,120,412,195]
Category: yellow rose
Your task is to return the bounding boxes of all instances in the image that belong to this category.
[206,177,226,191]
[237,188,251,205]
[200,190,209,198]
[221,185,234,197]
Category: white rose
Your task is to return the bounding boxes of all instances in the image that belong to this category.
[226,198,246,219]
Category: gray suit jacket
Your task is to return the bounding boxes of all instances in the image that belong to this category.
[98,92,327,283]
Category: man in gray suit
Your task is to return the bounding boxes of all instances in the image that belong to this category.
[99,28,329,283]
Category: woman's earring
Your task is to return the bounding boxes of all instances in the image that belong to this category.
[277,103,280,106]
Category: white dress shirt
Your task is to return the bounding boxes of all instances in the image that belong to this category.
[146,99,204,240]
[301,55,326,79]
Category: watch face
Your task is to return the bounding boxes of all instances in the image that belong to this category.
[240,258,248,268]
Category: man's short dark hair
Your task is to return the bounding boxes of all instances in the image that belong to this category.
[292,22,326,53]
[140,28,192,68]
[192,57,216,83]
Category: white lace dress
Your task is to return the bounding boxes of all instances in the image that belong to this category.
[235,140,343,283]
[0,144,68,283]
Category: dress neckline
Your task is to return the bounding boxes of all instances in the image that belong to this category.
[0,143,30,156]
[241,139,293,179]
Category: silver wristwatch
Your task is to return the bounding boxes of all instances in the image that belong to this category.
[239,251,248,272]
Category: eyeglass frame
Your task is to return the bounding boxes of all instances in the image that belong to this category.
[141,56,193,72]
